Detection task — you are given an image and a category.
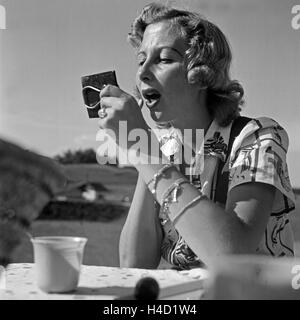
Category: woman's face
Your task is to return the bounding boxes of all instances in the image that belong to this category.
[136,21,201,126]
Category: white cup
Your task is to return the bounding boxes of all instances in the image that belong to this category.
[31,236,87,293]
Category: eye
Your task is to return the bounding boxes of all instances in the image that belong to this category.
[159,57,173,64]
[137,59,145,67]
[137,54,146,67]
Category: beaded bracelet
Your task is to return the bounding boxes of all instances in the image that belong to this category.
[169,193,208,225]
[147,163,174,200]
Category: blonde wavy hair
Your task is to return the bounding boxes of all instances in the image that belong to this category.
[128,2,244,126]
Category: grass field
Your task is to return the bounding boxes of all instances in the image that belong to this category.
[12,164,138,266]
[11,164,300,266]
[13,217,127,267]
[62,164,138,203]
[12,195,300,267]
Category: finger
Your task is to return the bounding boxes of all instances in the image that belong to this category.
[97,107,114,129]
[100,96,124,110]
[98,119,107,129]
[99,84,123,99]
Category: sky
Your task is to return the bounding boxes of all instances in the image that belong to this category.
[0,0,300,186]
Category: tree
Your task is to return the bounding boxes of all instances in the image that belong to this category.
[54,148,97,164]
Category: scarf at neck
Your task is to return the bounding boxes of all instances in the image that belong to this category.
[157,119,233,199]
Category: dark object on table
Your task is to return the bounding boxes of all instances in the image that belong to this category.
[115,276,160,300]
[81,71,118,118]
[134,276,160,300]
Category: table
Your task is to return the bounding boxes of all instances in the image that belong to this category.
[0,263,209,300]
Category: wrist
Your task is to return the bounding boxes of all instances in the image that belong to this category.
[122,128,168,168]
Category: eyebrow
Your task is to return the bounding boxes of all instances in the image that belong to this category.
[137,46,184,58]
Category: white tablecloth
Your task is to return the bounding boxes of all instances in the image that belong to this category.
[0,263,208,300]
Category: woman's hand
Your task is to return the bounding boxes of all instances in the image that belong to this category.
[98,85,148,148]
[97,85,154,166]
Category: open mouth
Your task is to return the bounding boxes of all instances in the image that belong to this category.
[142,88,161,109]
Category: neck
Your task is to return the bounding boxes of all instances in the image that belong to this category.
[175,90,211,130]
[173,95,212,154]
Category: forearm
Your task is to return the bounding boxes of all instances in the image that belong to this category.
[135,163,250,266]
[119,175,162,269]
[119,212,162,269]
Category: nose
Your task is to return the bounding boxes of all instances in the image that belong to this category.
[138,61,153,83]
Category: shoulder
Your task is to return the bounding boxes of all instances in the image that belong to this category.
[228,117,295,211]
[232,117,290,155]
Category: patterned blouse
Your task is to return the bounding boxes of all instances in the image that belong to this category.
[157,117,296,270]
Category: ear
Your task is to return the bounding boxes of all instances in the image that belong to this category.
[187,65,215,90]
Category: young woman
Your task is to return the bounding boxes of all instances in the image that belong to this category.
[97,3,295,269]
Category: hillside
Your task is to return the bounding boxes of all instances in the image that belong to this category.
[61,164,138,202]
[61,164,138,184]
[60,163,300,198]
